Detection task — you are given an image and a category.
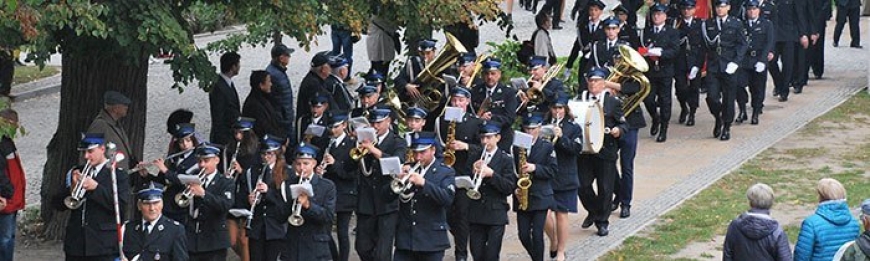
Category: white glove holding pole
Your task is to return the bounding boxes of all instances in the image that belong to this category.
[725,62,739,74]
[754,62,766,72]
[688,67,699,80]
[647,47,663,57]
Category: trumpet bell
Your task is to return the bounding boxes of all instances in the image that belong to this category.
[350,147,368,161]
[64,196,83,209]
[466,189,481,200]
[288,215,305,227]
[175,193,191,208]
[390,179,406,194]
[526,88,544,104]
[400,191,415,203]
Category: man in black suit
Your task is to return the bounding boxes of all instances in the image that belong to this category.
[63,134,130,261]
[472,58,518,152]
[577,67,627,237]
[466,123,517,261]
[737,0,775,125]
[513,112,557,261]
[767,0,807,101]
[318,113,358,261]
[393,132,456,261]
[543,96,582,260]
[833,0,862,48]
[240,135,288,261]
[281,144,337,261]
[183,144,235,261]
[642,4,680,142]
[298,51,338,120]
[355,108,408,261]
[123,183,188,261]
[803,0,831,81]
[567,0,607,79]
[703,0,748,141]
[673,0,706,126]
[612,5,641,48]
[209,52,241,146]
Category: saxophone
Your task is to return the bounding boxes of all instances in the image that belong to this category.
[516,148,532,211]
[443,121,457,166]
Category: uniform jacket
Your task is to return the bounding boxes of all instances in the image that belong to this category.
[243,84,288,139]
[520,79,566,114]
[63,164,130,256]
[87,110,133,169]
[619,79,648,129]
[673,17,707,72]
[281,174,336,261]
[512,139,557,212]
[641,24,680,78]
[581,92,627,161]
[771,0,808,42]
[296,113,331,154]
[184,172,234,253]
[466,147,516,226]
[742,18,776,69]
[618,24,641,48]
[588,39,630,70]
[472,82,518,152]
[394,55,435,104]
[297,71,336,120]
[266,61,295,143]
[722,209,792,261]
[841,232,870,261]
[208,75,241,146]
[567,19,606,69]
[122,216,189,261]
[239,164,290,241]
[794,200,861,261]
[703,16,749,73]
[357,130,407,216]
[545,117,582,191]
[394,159,455,252]
[436,112,483,177]
[157,152,199,222]
[323,135,360,212]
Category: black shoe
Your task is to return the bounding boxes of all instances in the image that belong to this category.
[596,223,610,236]
[619,206,631,218]
[550,251,557,259]
[699,87,708,94]
[656,125,667,142]
[457,257,468,261]
[778,96,788,102]
[650,118,660,136]
[833,41,839,47]
[735,110,746,124]
[794,85,803,94]
[552,25,563,30]
[611,202,619,212]
[851,45,863,48]
[773,91,780,97]
[719,126,731,141]
[582,216,594,228]
[713,118,722,138]
[678,109,688,124]
[686,113,696,126]
[750,111,759,125]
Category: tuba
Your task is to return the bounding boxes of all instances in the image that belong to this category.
[408,33,468,111]
[608,45,651,115]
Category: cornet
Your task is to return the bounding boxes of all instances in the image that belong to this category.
[175,168,207,208]
[349,144,369,161]
[394,163,423,203]
[64,161,94,209]
[466,150,488,200]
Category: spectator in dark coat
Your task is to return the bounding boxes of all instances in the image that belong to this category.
[209,52,241,146]
[723,183,792,261]
[266,44,296,145]
[243,70,288,139]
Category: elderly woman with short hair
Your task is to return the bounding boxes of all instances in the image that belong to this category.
[723,183,792,261]
[794,178,861,261]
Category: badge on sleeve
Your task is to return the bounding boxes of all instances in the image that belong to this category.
[225,191,233,200]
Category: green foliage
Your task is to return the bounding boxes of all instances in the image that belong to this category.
[485,40,526,83]
[0,97,25,139]
[184,1,235,34]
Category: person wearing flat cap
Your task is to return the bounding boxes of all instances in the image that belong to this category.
[240,135,290,261]
[642,3,680,143]
[393,132,456,261]
[471,57,518,153]
[394,39,439,107]
[209,51,242,147]
[836,199,870,261]
[513,112,557,261]
[355,107,407,261]
[673,0,706,128]
[316,112,359,261]
[122,183,189,261]
[325,56,355,111]
[62,133,131,261]
[702,0,748,141]
[181,144,234,261]
[279,144,336,261]
[298,51,339,121]
[87,91,134,170]
[266,44,297,146]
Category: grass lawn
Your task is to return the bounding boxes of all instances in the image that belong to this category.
[602,91,870,261]
[12,65,60,85]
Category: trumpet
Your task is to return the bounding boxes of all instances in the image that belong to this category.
[64,161,95,209]
[225,141,242,179]
[391,162,419,195]
[246,163,268,229]
[516,148,532,211]
[318,138,334,171]
[129,148,194,173]
[443,121,457,166]
[466,150,489,200]
[175,168,207,208]
[349,143,369,161]
[288,178,307,227]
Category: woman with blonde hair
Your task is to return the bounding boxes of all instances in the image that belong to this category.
[794,178,861,261]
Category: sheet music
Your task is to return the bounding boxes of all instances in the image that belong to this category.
[356,127,377,143]
[444,107,465,122]
[513,131,534,150]
[177,174,202,185]
[379,157,402,176]
[349,117,370,129]
[305,124,326,137]
[290,183,314,198]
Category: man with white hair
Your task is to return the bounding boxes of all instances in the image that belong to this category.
[722,183,792,261]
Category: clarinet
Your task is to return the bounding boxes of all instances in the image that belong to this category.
[245,163,268,229]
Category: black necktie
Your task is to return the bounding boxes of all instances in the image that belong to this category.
[143,222,151,234]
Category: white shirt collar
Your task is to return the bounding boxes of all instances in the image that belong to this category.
[91,159,108,176]
[142,215,161,233]
[203,170,218,187]
[377,130,390,145]
[333,133,347,146]
[220,73,234,87]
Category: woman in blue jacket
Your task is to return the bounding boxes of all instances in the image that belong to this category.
[794,178,861,261]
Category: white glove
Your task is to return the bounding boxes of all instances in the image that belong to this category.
[754,62,766,73]
[563,69,572,79]
[725,62,739,74]
[648,47,663,57]
[688,66,699,80]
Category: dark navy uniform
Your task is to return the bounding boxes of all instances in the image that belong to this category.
[466,128,517,261]
[641,6,680,142]
[672,2,706,126]
[239,134,289,261]
[544,99,582,213]
[702,6,748,141]
[513,114,557,261]
[471,66,518,152]
[295,95,331,154]
[768,0,807,100]
[612,76,646,217]
[123,185,188,261]
[521,56,567,114]
[394,40,447,131]
[393,155,455,261]
[321,114,359,261]
[280,172,336,261]
[157,149,199,223]
[182,145,234,261]
[568,2,607,80]
[736,8,775,125]
[803,0,830,81]
[587,38,630,70]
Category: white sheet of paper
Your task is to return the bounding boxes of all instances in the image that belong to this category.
[305,124,326,137]
[228,208,253,218]
[290,183,314,198]
[454,176,475,189]
[356,127,377,143]
[177,174,202,185]
[379,157,402,176]
[513,131,534,150]
[349,117,370,129]
[510,77,528,91]
[405,133,413,146]
[442,75,458,87]
[444,107,464,122]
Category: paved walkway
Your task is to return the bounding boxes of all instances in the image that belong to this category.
[10,1,868,259]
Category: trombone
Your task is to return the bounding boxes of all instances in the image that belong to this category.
[517,62,566,113]
[466,150,489,200]
[64,161,94,209]
[175,168,207,208]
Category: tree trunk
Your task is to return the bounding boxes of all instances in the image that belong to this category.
[39,49,148,240]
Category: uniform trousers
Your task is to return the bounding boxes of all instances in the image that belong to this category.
[794,43,810,87]
[469,224,506,261]
[737,68,768,111]
[329,211,354,261]
[355,212,397,261]
[542,0,563,27]
[613,128,639,207]
[834,6,861,46]
[643,76,674,124]
[769,41,796,98]
[516,210,548,261]
[807,21,827,78]
[705,71,737,123]
[448,190,471,259]
[578,156,617,225]
[65,255,115,261]
[393,249,445,261]
[674,69,701,110]
[190,249,226,261]
[248,237,282,261]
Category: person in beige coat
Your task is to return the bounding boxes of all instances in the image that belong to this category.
[87,91,133,170]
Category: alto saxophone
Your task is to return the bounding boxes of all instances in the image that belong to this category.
[443,121,457,166]
[516,148,532,211]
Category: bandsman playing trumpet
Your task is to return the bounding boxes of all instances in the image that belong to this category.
[62,133,130,261]
[182,144,234,261]
[543,96,583,261]
[122,182,188,261]
[519,56,566,114]
[471,58,518,152]
[317,112,359,261]
[513,113,557,261]
[241,135,289,261]
[355,108,407,261]
[466,123,517,261]
[393,132,455,261]
[280,144,336,261]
